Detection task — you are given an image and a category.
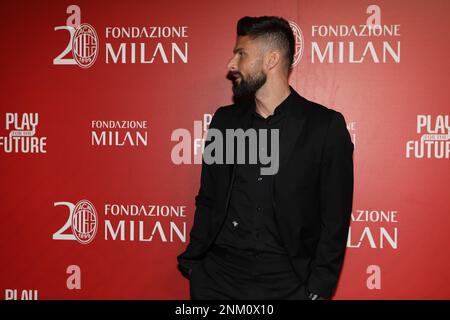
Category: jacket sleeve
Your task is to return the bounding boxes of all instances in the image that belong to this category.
[176,107,223,277]
[307,111,354,298]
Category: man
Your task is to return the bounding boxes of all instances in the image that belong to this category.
[177,16,354,300]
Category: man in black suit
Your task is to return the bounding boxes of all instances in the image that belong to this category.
[177,16,354,300]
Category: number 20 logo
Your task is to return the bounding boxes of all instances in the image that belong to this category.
[53,5,99,68]
[53,200,98,245]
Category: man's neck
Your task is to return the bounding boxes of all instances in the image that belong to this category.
[254,82,291,119]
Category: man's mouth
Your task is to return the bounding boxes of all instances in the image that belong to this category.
[227,71,243,83]
[231,71,241,78]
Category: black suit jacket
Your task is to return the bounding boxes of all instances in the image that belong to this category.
[177,89,354,298]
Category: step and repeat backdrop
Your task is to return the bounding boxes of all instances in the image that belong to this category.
[1,0,448,299]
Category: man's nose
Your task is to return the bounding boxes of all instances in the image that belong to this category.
[226,56,237,72]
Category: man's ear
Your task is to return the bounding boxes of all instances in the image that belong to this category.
[265,50,281,71]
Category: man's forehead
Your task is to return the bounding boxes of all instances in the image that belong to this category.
[234,35,258,51]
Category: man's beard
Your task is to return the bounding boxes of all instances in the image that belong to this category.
[231,70,267,99]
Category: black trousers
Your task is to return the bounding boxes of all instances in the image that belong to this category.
[190,244,309,300]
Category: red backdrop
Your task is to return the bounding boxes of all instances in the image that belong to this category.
[1,0,449,299]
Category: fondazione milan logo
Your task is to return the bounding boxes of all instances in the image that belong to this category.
[72,24,99,68]
[289,21,304,67]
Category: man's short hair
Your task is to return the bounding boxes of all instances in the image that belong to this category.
[236,16,295,72]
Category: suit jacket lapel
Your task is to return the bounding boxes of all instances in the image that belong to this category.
[272,90,308,218]
[277,91,307,174]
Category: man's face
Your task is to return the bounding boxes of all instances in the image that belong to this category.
[226,36,267,99]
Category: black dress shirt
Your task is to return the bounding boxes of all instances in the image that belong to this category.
[214,89,295,256]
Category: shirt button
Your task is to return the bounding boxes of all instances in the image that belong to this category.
[256,207,262,212]
[257,177,263,181]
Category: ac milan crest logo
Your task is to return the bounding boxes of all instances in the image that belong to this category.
[289,21,304,67]
[71,200,98,244]
[72,24,98,68]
